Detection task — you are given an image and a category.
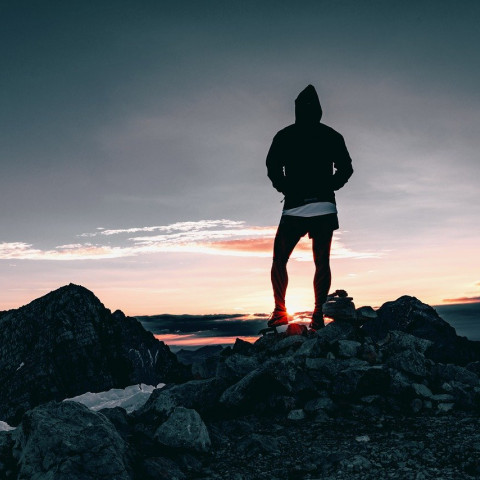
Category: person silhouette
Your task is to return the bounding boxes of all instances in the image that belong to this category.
[266,84,353,330]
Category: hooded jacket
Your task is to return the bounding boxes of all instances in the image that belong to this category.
[266,85,353,210]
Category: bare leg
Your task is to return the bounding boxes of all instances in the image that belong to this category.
[271,221,303,312]
[312,231,333,314]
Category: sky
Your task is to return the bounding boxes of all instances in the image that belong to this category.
[1,0,479,315]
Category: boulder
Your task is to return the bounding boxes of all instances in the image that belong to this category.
[216,353,260,379]
[12,401,131,479]
[154,407,211,453]
[331,365,390,398]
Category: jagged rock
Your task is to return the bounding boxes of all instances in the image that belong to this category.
[0,430,16,479]
[362,295,480,365]
[0,284,185,425]
[232,338,256,356]
[379,330,433,356]
[304,396,336,415]
[356,306,377,325]
[293,337,324,358]
[411,398,423,413]
[219,369,286,410]
[287,409,306,420]
[437,402,454,412]
[12,401,131,479]
[135,377,229,422]
[386,349,428,378]
[192,354,222,379]
[271,334,306,354]
[336,340,361,358]
[315,320,356,343]
[431,364,480,387]
[216,354,260,379]
[331,366,390,398]
[265,358,317,397]
[154,407,211,452]
[412,383,433,398]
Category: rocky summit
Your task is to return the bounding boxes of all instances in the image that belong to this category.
[0,284,186,425]
[1,291,480,479]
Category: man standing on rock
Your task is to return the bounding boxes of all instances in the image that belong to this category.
[266,84,353,330]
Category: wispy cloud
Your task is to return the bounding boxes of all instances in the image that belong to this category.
[443,296,480,304]
[1,219,381,261]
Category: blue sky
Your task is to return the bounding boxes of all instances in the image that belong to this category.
[1,0,479,314]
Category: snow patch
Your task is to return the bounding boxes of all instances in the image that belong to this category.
[0,420,15,431]
[64,383,165,413]
[16,361,25,372]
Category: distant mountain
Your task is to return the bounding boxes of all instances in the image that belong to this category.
[0,284,186,425]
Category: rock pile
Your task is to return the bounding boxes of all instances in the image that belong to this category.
[1,291,480,479]
[322,289,357,323]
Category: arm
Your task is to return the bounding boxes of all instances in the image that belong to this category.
[331,134,353,191]
[266,132,288,194]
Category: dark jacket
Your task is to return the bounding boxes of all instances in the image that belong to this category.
[266,85,353,210]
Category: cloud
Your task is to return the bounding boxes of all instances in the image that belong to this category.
[442,296,480,304]
[1,219,381,261]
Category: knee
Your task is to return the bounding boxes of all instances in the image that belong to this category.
[272,255,289,266]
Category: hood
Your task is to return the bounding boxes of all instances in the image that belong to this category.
[295,84,322,124]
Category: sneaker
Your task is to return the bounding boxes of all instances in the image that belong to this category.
[267,310,290,327]
[309,312,325,330]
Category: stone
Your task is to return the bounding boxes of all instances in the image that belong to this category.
[142,457,186,480]
[411,398,423,413]
[432,364,480,387]
[337,340,361,358]
[380,330,433,356]
[293,337,324,358]
[154,407,211,452]
[331,366,390,398]
[12,400,130,479]
[304,396,336,414]
[437,402,454,412]
[135,377,229,421]
[192,355,221,379]
[386,349,427,378]
[411,383,433,398]
[271,335,306,354]
[216,354,260,379]
[287,409,306,420]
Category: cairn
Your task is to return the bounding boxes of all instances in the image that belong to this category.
[322,289,357,323]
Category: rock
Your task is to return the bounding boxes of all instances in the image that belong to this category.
[287,409,306,420]
[304,396,336,415]
[379,330,433,356]
[135,377,229,421]
[232,338,256,356]
[12,400,130,479]
[219,369,286,411]
[431,364,480,387]
[216,354,260,379]
[285,323,308,336]
[437,402,454,412]
[142,456,186,480]
[192,355,222,379]
[386,349,428,378]
[337,340,361,358]
[236,434,282,457]
[331,366,390,398]
[293,337,324,358]
[271,335,306,354]
[361,295,480,365]
[0,430,16,479]
[0,284,185,425]
[316,320,356,343]
[356,306,377,325]
[411,383,433,398]
[411,398,423,413]
[154,407,211,453]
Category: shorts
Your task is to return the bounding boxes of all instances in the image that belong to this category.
[278,213,339,239]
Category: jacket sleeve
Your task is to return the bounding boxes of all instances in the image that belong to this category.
[331,134,353,191]
[266,132,288,194]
